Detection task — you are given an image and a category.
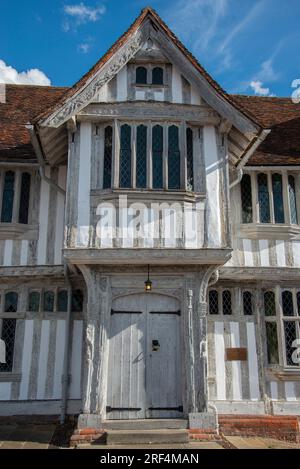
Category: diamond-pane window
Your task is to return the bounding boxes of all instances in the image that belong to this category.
[119,124,132,188]
[1,170,15,223]
[18,172,31,224]
[272,173,284,223]
[209,290,219,315]
[282,291,294,316]
[28,291,40,312]
[288,175,298,224]
[5,292,18,313]
[284,321,299,366]
[152,125,163,189]
[0,318,16,372]
[243,291,253,315]
[168,125,180,189]
[186,128,194,191]
[72,289,83,312]
[257,173,270,223]
[264,291,276,316]
[136,67,147,84]
[103,126,112,189]
[152,67,163,85]
[241,174,253,223]
[136,125,147,188]
[57,290,68,312]
[44,291,54,312]
[222,290,232,315]
[266,322,279,364]
[297,292,300,316]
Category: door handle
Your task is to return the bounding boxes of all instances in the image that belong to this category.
[152,339,160,351]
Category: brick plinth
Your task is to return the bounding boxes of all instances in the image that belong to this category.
[188,428,221,441]
[219,415,300,443]
[70,428,106,447]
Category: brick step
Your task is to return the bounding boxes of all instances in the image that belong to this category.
[70,428,106,447]
[103,419,188,430]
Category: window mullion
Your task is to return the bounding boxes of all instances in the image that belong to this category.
[12,170,21,223]
[250,172,258,223]
[132,124,136,189]
[163,125,168,190]
[295,174,300,224]
[282,170,290,224]
[112,120,119,189]
[147,123,152,189]
[180,121,187,190]
[267,172,275,223]
[98,125,105,190]
[276,286,286,367]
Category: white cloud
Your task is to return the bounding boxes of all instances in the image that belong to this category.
[78,42,91,54]
[63,2,106,30]
[0,59,51,85]
[250,80,274,97]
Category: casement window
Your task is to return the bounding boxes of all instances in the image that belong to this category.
[264,288,300,368]
[0,291,18,373]
[243,291,253,316]
[0,170,31,224]
[101,122,195,192]
[209,289,232,316]
[136,66,147,85]
[135,66,164,85]
[27,288,84,313]
[152,67,163,85]
[241,171,299,225]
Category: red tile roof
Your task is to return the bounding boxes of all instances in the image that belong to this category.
[0,84,67,163]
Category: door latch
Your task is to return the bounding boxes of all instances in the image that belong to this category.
[152,339,160,351]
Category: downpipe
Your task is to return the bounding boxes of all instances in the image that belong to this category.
[60,264,72,425]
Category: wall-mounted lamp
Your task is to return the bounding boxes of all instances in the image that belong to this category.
[144,264,152,292]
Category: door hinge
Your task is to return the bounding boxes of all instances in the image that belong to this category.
[148,406,183,412]
[106,406,142,412]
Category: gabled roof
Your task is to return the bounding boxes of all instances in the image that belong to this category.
[0,84,67,163]
[35,7,260,133]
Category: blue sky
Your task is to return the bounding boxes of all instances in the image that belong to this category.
[0,0,300,96]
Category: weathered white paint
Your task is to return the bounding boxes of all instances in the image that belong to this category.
[19,320,34,400]
[37,320,50,399]
[54,166,66,264]
[172,66,182,103]
[246,322,260,401]
[37,171,50,264]
[77,122,92,246]
[203,126,221,247]
[230,322,243,400]
[53,320,66,399]
[135,90,145,100]
[69,320,83,399]
[117,65,127,101]
[270,381,278,400]
[275,240,286,267]
[191,86,201,105]
[292,241,300,267]
[154,90,164,101]
[259,239,269,266]
[20,240,29,266]
[214,321,226,400]
[97,83,108,102]
[0,383,11,400]
[3,239,13,266]
[243,239,254,266]
[285,382,297,401]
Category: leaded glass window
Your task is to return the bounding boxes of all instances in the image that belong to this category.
[222,290,232,315]
[284,321,298,366]
[209,290,218,315]
[297,292,300,316]
[243,291,253,316]
[282,291,294,316]
[186,128,194,191]
[28,291,40,312]
[4,292,18,312]
[272,173,284,223]
[257,173,270,223]
[152,67,163,85]
[103,126,112,189]
[119,124,131,188]
[57,290,68,312]
[288,175,298,224]
[72,289,83,312]
[168,125,180,189]
[136,125,147,188]
[1,171,15,222]
[0,318,16,372]
[152,125,163,189]
[136,66,147,84]
[266,322,279,364]
[264,291,276,316]
[18,172,31,224]
[43,291,54,312]
[241,174,253,223]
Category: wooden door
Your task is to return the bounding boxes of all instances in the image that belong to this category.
[106,293,182,419]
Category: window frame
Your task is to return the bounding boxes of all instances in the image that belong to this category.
[0,167,33,225]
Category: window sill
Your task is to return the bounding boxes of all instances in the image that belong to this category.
[91,188,205,204]
[266,366,300,381]
[134,84,168,89]
[238,223,300,240]
[0,372,22,383]
[0,223,38,240]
